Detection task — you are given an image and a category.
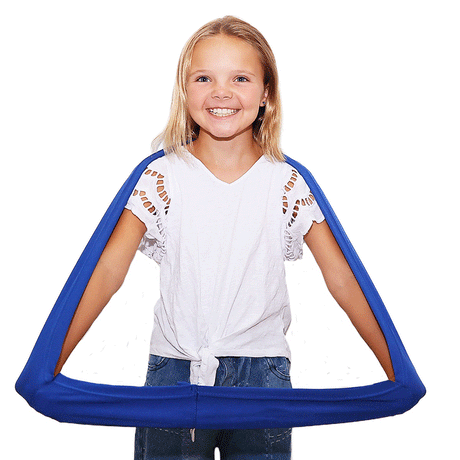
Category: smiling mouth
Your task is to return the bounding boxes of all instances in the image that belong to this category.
[207,108,239,117]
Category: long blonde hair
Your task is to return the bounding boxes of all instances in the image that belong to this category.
[153,16,284,162]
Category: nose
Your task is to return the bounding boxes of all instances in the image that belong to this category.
[211,83,232,100]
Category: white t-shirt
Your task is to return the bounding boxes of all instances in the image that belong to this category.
[125,150,325,385]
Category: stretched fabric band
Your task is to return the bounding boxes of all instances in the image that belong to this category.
[15,151,425,429]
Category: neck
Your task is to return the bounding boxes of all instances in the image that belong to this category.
[190,128,261,168]
[188,129,263,184]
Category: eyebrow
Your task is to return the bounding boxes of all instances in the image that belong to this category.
[189,69,257,77]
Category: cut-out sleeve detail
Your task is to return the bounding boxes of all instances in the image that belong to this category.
[125,166,171,263]
[282,168,325,261]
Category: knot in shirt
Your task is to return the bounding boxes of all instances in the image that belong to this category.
[190,347,220,386]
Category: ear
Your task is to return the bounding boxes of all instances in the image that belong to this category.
[260,87,269,107]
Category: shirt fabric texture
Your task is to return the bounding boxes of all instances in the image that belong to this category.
[125,150,325,386]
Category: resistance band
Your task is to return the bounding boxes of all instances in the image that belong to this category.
[16,150,425,429]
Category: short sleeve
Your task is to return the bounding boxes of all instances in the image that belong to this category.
[125,164,171,263]
[282,167,325,261]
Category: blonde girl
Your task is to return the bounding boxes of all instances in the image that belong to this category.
[55,16,394,460]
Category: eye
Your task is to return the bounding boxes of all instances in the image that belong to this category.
[235,76,249,82]
[196,76,210,82]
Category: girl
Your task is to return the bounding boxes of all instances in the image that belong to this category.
[55,16,394,460]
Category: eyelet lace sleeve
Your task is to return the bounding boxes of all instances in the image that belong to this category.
[125,165,171,263]
[282,168,325,261]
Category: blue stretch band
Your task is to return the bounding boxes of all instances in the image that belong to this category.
[15,151,425,428]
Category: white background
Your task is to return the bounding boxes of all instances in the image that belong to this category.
[2,1,458,458]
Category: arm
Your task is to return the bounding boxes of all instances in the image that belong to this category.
[304,220,395,381]
[54,209,147,376]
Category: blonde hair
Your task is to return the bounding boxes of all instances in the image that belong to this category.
[153,16,284,162]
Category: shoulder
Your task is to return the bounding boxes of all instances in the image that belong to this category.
[261,157,310,193]
[128,154,178,217]
[137,152,187,189]
[142,154,172,175]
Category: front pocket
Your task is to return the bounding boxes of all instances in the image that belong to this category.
[265,357,291,381]
[147,355,170,372]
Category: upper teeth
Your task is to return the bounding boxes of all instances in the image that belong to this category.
[208,108,238,116]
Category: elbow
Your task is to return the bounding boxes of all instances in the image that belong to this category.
[324,268,358,302]
[107,269,127,297]
[97,260,127,299]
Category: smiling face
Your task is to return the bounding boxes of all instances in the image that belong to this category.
[186,35,268,143]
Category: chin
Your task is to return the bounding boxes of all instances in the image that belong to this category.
[202,125,253,142]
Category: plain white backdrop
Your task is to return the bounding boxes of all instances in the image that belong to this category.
[2,1,458,458]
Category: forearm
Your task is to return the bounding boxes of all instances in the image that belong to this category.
[305,221,395,382]
[327,274,395,381]
[54,262,123,375]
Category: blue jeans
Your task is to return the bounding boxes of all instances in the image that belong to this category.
[134,355,292,460]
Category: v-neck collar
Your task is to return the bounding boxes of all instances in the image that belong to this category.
[186,150,267,186]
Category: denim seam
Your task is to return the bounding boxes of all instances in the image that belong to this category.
[267,427,292,443]
[220,358,229,385]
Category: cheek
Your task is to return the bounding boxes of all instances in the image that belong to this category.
[242,88,265,108]
[186,86,205,109]
[185,99,201,124]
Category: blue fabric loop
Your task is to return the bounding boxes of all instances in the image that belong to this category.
[15,151,425,429]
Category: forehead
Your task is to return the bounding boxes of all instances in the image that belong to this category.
[190,35,263,74]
